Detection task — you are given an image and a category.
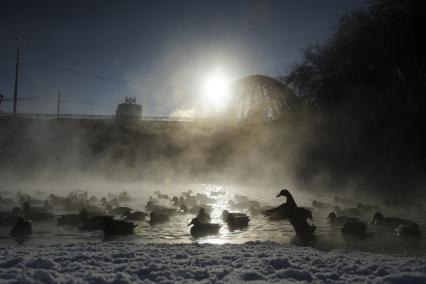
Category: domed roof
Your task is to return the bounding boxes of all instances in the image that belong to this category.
[227,75,298,120]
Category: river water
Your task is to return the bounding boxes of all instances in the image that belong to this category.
[1,183,425,255]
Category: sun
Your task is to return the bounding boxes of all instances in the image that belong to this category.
[202,72,231,112]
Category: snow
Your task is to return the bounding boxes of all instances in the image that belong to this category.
[0,241,425,283]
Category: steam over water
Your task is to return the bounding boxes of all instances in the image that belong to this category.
[1,182,425,255]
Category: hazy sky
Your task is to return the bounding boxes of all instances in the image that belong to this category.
[0,0,364,116]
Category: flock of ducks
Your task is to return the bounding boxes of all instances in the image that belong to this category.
[0,188,424,243]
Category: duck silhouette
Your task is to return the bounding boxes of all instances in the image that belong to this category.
[187,218,220,238]
[121,209,148,221]
[370,212,412,228]
[341,220,367,239]
[10,218,33,238]
[262,189,315,242]
[149,211,170,225]
[327,212,359,225]
[261,189,297,220]
[395,222,422,238]
[221,210,250,228]
[103,216,136,236]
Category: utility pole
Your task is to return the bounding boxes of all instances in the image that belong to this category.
[57,91,61,118]
[12,38,31,117]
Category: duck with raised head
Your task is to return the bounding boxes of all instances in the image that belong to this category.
[395,223,422,238]
[187,218,220,238]
[261,189,298,220]
[221,210,250,228]
[10,218,33,238]
[327,212,359,225]
[103,216,136,236]
[370,212,412,228]
[341,220,367,239]
[149,211,169,225]
[196,208,211,224]
[263,189,315,242]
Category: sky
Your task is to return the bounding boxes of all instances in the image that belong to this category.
[0,0,365,117]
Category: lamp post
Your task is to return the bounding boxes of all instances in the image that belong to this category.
[12,38,31,117]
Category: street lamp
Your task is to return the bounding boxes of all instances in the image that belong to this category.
[12,38,31,117]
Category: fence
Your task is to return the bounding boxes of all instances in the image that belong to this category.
[0,112,198,122]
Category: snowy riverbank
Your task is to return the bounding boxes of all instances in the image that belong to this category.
[1,241,425,283]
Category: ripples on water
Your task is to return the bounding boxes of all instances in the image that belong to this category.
[0,184,425,255]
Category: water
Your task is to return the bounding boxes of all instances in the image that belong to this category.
[1,183,425,255]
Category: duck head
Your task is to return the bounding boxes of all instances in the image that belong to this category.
[327,212,336,220]
[372,212,384,223]
[276,189,291,198]
[187,218,200,227]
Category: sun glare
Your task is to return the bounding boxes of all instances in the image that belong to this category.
[203,72,230,112]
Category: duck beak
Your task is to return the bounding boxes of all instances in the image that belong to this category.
[187,222,193,226]
[276,193,282,198]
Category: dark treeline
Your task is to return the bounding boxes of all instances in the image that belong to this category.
[281,0,426,195]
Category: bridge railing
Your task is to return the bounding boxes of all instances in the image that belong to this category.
[0,112,199,122]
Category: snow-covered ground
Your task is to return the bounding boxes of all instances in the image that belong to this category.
[0,241,425,283]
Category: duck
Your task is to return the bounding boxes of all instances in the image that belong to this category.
[221,210,250,228]
[263,189,315,242]
[103,216,136,236]
[196,208,211,224]
[121,208,148,221]
[149,211,170,225]
[341,220,367,239]
[262,189,298,220]
[327,212,359,225]
[187,218,220,238]
[78,210,111,231]
[395,223,422,238]
[333,205,361,217]
[370,212,412,228]
[10,218,33,238]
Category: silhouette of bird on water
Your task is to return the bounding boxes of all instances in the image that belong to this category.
[221,210,250,228]
[370,212,412,229]
[395,222,422,238]
[149,211,170,225]
[327,212,359,225]
[103,216,136,236]
[187,218,220,238]
[121,208,148,221]
[262,189,315,242]
[262,189,298,220]
[10,218,33,238]
[341,220,367,239]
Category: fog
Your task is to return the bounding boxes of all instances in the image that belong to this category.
[1,113,425,206]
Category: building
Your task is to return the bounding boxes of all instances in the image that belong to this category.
[115,97,142,121]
